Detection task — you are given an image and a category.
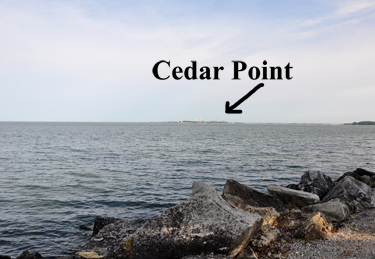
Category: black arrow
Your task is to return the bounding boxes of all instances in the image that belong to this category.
[225,83,265,114]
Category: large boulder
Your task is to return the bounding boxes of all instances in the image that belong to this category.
[267,186,319,209]
[286,170,333,199]
[78,218,147,258]
[93,216,123,236]
[294,213,332,240]
[222,179,287,226]
[115,182,263,259]
[335,170,375,188]
[322,176,375,213]
[301,199,350,222]
[0,255,11,259]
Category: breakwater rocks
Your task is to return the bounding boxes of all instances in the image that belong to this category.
[4,168,375,259]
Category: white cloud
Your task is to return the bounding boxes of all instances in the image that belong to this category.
[0,1,374,122]
[334,0,375,16]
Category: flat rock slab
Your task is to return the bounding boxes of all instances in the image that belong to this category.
[267,186,319,209]
[301,199,350,222]
[116,182,263,259]
[78,218,146,258]
[223,179,287,213]
[322,176,375,213]
[223,179,287,226]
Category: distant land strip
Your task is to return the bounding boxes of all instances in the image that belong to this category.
[178,120,232,124]
[344,121,375,125]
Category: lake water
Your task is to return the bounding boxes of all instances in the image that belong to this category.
[0,122,374,258]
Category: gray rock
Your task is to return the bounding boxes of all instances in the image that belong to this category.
[322,176,375,213]
[335,171,362,183]
[16,251,43,259]
[222,179,287,226]
[287,170,333,199]
[116,181,263,259]
[301,199,350,222]
[267,186,319,209]
[335,171,375,188]
[223,179,287,213]
[93,216,123,236]
[78,218,146,258]
[294,212,332,240]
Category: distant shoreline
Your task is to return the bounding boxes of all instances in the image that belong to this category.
[343,121,375,125]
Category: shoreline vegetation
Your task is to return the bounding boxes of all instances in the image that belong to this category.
[343,121,375,125]
[4,168,375,259]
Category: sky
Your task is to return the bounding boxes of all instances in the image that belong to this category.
[1,0,375,123]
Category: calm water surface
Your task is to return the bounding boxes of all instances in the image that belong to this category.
[0,122,374,258]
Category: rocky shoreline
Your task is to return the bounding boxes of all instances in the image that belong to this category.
[2,168,375,259]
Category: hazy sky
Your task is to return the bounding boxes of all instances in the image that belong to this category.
[1,0,375,123]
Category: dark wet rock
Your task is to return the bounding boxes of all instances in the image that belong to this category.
[236,247,258,259]
[16,251,43,259]
[335,171,375,188]
[222,179,287,226]
[56,256,74,259]
[322,176,375,213]
[93,216,123,236]
[78,218,146,258]
[301,199,350,222]
[286,170,333,199]
[294,212,332,240]
[115,181,263,259]
[267,186,319,209]
[353,168,375,177]
[0,255,12,259]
